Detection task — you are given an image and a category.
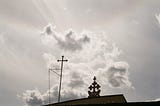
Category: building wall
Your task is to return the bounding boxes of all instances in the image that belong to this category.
[44,95,127,106]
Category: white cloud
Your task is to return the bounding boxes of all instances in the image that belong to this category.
[20,85,87,106]
[106,62,132,88]
[21,24,133,106]
[42,53,59,69]
[0,33,6,44]
[154,98,160,101]
[21,89,43,106]
[146,98,160,102]
[41,24,90,51]
[155,14,160,25]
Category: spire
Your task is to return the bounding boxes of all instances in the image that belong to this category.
[88,76,101,98]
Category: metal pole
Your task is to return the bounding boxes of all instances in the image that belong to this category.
[48,70,51,104]
[48,68,60,104]
[58,56,64,102]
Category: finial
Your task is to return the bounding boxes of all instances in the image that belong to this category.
[88,76,101,98]
[93,76,96,81]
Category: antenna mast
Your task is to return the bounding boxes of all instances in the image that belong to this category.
[48,68,60,104]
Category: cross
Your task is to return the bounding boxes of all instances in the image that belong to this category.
[57,56,68,102]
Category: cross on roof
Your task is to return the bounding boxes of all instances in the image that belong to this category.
[48,56,68,104]
[88,76,101,98]
[57,56,68,102]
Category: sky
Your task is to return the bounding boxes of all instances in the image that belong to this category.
[0,0,160,106]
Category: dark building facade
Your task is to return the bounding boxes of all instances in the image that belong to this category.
[44,77,127,106]
[43,76,160,106]
[44,94,126,106]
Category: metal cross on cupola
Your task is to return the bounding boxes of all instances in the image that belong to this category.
[88,76,101,98]
[57,56,68,102]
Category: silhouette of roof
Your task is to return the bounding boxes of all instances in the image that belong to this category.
[43,94,127,106]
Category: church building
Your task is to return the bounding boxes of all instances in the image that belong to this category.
[43,76,127,106]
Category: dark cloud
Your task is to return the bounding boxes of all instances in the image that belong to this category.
[55,30,90,51]
[42,24,90,51]
[43,24,54,35]
[107,62,131,88]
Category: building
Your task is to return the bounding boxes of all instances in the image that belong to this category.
[44,94,127,106]
[44,76,128,106]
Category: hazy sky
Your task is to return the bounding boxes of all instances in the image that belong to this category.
[0,0,160,106]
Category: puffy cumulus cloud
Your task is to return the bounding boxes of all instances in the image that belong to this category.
[154,98,160,101]
[61,87,87,101]
[21,24,133,106]
[155,14,160,25]
[41,24,133,89]
[21,89,43,106]
[42,53,59,69]
[106,62,132,88]
[146,98,160,102]
[41,24,90,51]
[0,33,6,45]
[21,85,87,106]
[42,24,56,35]
[57,30,90,51]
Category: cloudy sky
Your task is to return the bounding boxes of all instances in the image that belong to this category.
[0,0,160,106]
